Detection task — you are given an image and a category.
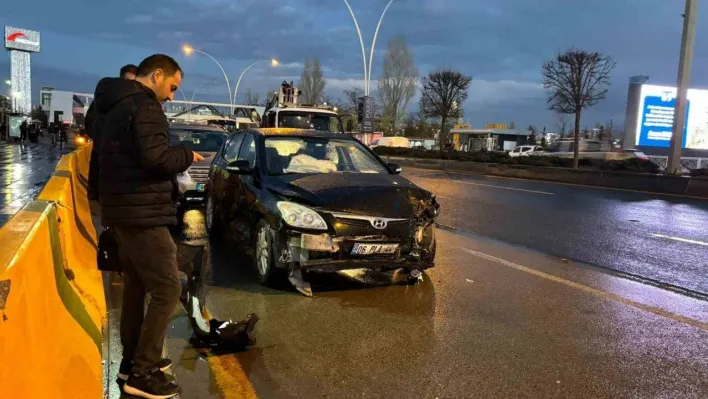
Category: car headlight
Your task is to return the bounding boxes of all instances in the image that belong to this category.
[277,201,328,230]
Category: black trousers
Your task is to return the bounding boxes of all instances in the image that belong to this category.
[114,226,181,374]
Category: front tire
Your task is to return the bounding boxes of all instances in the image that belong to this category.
[254,220,280,285]
[205,195,219,235]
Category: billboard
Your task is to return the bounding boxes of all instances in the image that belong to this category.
[4,26,40,53]
[635,84,708,149]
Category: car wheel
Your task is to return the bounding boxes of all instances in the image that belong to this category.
[205,195,219,234]
[254,220,279,285]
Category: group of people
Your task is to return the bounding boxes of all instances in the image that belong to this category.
[87,55,204,399]
[0,120,66,144]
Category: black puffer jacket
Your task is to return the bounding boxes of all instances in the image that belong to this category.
[85,96,99,200]
[97,79,193,227]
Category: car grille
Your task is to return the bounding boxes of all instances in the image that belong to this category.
[332,215,412,237]
[189,168,209,184]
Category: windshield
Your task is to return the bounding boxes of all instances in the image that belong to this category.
[277,111,343,133]
[265,137,388,175]
[169,128,227,152]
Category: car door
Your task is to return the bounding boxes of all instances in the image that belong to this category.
[224,132,258,241]
[211,132,245,225]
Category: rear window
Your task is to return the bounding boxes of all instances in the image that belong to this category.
[169,128,227,152]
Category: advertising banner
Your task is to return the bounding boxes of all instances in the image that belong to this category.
[635,84,708,149]
[4,26,40,53]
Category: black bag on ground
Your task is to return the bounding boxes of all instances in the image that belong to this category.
[97,228,122,272]
[189,313,259,352]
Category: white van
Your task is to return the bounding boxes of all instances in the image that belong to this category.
[371,136,409,148]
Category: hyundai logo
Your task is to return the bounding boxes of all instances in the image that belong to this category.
[372,219,387,229]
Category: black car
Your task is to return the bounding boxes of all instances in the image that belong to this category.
[205,128,439,293]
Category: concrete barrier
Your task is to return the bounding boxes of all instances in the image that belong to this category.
[0,143,104,398]
[387,156,708,198]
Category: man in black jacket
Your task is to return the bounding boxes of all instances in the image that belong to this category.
[86,64,137,210]
[97,54,203,398]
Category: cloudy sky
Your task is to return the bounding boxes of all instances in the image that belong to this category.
[2,0,708,130]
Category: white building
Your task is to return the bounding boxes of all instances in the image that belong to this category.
[39,87,93,126]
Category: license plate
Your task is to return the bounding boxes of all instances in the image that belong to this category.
[196,183,205,192]
[351,243,398,255]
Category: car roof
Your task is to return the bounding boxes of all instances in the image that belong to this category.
[246,128,351,139]
[169,123,228,132]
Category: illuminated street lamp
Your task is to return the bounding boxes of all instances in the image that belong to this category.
[232,59,279,112]
[343,0,394,95]
[182,45,233,107]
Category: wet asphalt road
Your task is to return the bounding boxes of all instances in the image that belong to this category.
[140,171,708,398]
[403,167,708,296]
[0,136,74,226]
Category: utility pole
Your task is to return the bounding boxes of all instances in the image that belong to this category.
[667,0,698,175]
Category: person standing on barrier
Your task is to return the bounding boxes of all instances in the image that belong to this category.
[86,64,138,217]
[97,54,203,399]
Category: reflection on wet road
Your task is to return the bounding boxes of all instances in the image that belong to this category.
[404,168,708,295]
[157,207,708,398]
[0,137,74,226]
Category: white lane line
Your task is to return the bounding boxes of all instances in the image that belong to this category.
[451,180,554,195]
[460,247,708,332]
[649,234,708,247]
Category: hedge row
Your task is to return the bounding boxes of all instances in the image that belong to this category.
[373,147,662,174]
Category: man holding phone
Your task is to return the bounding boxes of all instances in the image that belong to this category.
[96,54,204,398]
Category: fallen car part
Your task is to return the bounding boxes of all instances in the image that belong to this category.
[288,268,313,297]
[187,296,258,352]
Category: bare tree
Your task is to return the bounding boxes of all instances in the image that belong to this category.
[378,36,418,136]
[300,57,326,104]
[419,68,472,148]
[542,49,616,168]
[244,88,260,106]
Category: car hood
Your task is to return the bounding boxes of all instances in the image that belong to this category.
[267,173,434,218]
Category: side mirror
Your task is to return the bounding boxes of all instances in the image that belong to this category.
[346,119,353,132]
[388,163,402,174]
[226,160,253,174]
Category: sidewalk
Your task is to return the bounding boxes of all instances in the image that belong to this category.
[0,135,75,226]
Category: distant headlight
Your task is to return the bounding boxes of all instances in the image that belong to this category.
[277,201,328,230]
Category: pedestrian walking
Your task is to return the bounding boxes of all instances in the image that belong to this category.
[97,54,203,398]
[20,120,28,142]
[86,63,137,216]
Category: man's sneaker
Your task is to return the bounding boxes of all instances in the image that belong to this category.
[123,369,180,399]
[118,358,173,381]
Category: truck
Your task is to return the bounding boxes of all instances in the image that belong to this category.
[258,81,344,133]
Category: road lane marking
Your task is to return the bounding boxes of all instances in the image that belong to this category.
[650,234,708,247]
[460,247,708,332]
[451,180,554,195]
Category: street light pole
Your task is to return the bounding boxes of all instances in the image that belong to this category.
[667,0,698,175]
[231,59,279,113]
[343,0,370,95]
[182,46,233,109]
[366,0,394,95]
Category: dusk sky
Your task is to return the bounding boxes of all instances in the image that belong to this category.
[2,0,708,131]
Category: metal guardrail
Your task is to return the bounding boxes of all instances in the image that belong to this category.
[647,156,708,172]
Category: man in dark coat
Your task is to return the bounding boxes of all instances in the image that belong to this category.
[86,64,137,207]
[96,54,203,398]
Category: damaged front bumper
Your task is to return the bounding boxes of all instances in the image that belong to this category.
[274,223,436,273]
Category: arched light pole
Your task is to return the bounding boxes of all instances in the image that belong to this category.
[343,0,394,95]
[182,45,233,107]
[231,59,279,112]
[189,79,216,115]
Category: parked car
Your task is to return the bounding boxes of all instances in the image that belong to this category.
[205,128,440,291]
[170,124,230,220]
[509,145,544,157]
